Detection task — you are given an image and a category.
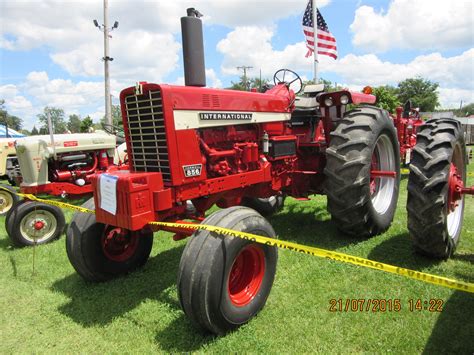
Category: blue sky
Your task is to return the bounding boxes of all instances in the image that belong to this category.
[0,0,473,129]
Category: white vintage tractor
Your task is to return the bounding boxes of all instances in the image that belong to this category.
[4,131,126,247]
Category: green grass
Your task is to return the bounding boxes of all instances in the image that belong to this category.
[0,166,473,353]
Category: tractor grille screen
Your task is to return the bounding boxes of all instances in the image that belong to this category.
[124,90,171,181]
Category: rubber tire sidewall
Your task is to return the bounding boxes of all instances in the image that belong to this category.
[8,201,65,247]
[178,206,278,334]
[66,198,153,282]
[241,195,285,217]
[0,183,19,216]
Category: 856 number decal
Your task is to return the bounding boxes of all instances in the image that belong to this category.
[183,164,202,178]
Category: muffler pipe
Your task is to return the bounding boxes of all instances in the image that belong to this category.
[181,8,206,87]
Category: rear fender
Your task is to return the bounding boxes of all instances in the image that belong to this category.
[317,90,376,108]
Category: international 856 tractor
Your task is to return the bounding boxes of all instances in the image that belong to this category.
[66,9,402,334]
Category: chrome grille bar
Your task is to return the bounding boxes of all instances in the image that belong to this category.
[125,89,171,180]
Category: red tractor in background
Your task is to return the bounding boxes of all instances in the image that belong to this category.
[392,100,423,165]
[66,8,401,335]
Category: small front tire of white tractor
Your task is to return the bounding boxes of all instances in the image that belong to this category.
[7,201,65,247]
[177,206,278,335]
[0,184,19,216]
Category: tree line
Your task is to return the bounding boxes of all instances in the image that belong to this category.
[1,76,471,135]
[230,76,469,115]
[0,101,122,135]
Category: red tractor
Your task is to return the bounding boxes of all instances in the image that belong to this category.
[66,9,401,335]
[392,100,424,165]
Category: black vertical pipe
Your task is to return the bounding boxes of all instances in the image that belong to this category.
[181,8,206,87]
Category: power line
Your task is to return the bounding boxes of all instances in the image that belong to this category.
[237,66,253,91]
[93,0,119,126]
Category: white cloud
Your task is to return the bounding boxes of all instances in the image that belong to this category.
[0,84,35,122]
[217,26,474,109]
[205,69,223,88]
[321,49,474,90]
[438,88,474,109]
[217,26,309,78]
[351,0,474,52]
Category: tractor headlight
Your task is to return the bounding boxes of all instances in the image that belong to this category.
[324,97,333,107]
[340,94,349,105]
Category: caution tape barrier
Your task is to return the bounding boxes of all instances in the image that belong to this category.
[1,186,473,294]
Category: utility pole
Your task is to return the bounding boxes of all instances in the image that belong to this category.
[237,66,253,91]
[94,0,119,126]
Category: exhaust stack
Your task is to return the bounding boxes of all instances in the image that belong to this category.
[181,8,206,87]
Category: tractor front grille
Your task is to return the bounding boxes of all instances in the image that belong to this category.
[124,90,171,181]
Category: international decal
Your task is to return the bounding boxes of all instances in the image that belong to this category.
[199,112,253,120]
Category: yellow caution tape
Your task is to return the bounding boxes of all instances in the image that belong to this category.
[401,168,473,177]
[1,185,473,293]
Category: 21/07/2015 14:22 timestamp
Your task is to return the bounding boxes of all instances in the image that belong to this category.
[329,299,444,312]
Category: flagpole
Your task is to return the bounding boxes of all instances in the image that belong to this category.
[312,0,318,83]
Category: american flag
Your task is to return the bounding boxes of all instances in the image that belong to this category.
[302,0,338,59]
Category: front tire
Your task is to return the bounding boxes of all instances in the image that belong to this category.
[6,201,65,247]
[0,184,19,216]
[241,194,285,217]
[177,206,278,335]
[325,106,400,237]
[66,198,153,282]
[407,118,466,258]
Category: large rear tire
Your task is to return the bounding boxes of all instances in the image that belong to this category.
[66,198,153,282]
[325,106,400,237]
[407,118,466,258]
[177,206,278,335]
[7,201,65,247]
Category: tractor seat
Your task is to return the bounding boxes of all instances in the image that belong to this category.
[293,83,325,110]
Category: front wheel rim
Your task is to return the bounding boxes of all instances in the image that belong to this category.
[0,190,14,214]
[101,226,139,262]
[20,210,58,243]
[370,134,396,215]
[446,149,465,239]
[228,245,266,307]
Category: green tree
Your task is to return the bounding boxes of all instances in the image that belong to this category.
[397,77,439,112]
[67,114,82,133]
[371,85,400,113]
[229,76,270,92]
[80,116,94,132]
[99,104,123,128]
[31,126,39,135]
[0,99,23,131]
[37,107,67,133]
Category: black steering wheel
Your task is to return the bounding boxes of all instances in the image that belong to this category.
[273,69,303,94]
[102,123,125,139]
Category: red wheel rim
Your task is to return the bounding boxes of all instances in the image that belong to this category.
[101,226,139,262]
[370,150,379,195]
[228,245,265,307]
[447,163,464,212]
